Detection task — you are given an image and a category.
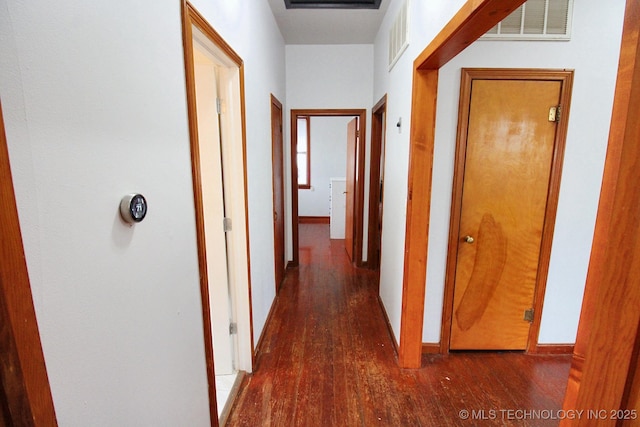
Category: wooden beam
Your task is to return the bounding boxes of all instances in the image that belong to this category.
[560,0,640,424]
[415,0,527,71]
[0,104,58,424]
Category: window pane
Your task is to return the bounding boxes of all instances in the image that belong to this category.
[297,153,308,185]
[297,118,308,153]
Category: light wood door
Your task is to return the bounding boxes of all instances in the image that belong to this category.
[345,118,357,261]
[450,78,562,350]
[271,96,285,291]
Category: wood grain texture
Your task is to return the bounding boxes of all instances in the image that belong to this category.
[415,0,527,70]
[0,103,57,425]
[561,0,640,425]
[441,69,573,354]
[345,118,357,262]
[227,224,571,426]
[399,68,438,368]
[450,78,562,350]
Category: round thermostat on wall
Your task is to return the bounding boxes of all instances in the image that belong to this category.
[120,193,147,224]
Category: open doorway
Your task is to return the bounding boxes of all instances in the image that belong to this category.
[290,109,367,266]
[182,4,254,425]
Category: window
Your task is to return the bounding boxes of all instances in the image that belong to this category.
[297,116,311,189]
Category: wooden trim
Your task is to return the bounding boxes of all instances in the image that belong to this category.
[421,344,441,355]
[299,216,330,224]
[286,261,296,270]
[271,94,285,294]
[439,68,574,354]
[367,95,387,271]
[181,5,219,423]
[533,344,575,355]
[182,2,254,423]
[399,0,529,369]
[560,0,640,423]
[415,0,527,70]
[290,109,367,267]
[0,105,58,425]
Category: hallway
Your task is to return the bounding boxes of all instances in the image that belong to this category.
[227,224,571,426]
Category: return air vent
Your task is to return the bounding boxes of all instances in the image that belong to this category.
[388,0,409,70]
[482,0,573,40]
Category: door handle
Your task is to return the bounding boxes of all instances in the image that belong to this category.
[274,211,278,221]
[463,235,474,244]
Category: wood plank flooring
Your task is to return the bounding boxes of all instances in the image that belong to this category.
[227,224,571,426]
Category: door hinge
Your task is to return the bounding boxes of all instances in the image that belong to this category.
[216,98,222,115]
[524,308,535,323]
[229,322,238,335]
[223,217,232,232]
[548,105,561,122]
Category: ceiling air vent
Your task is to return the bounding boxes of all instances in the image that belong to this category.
[482,0,574,41]
[284,0,382,9]
[388,0,409,70]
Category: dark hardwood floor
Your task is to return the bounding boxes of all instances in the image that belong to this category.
[227,224,571,426]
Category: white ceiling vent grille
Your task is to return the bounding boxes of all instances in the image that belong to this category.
[388,0,409,70]
[482,0,573,41]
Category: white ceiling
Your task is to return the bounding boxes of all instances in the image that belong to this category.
[267,0,391,44]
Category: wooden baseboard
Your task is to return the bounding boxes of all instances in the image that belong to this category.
[422,343,441,354]
[533,344,575,354]
[299,216,330,224]
[377,294,399,355]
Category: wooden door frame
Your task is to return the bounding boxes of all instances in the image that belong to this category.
[290,109,367,267]
[367,95,387,271]
[398,0,529,369]
[182,2,254,423]
[440,68,574,354]
[270,94,285,292]
[0,103,58,425]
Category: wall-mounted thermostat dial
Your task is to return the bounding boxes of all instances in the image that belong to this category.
[120,194,147,224]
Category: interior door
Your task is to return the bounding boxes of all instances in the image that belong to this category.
[345,118,358,261]
[450,78,562,350]
[271,96,285,291]
[193,42,235,374]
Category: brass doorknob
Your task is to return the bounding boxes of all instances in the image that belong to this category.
[464,235,474,244]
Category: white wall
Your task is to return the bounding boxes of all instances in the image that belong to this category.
[298,116,350,217]
[0,0,284,424]
[286,44,374,259]
[374,0,626,345]
[373,0,468,345]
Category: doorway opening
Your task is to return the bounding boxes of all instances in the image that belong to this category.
[290,109,367,266]
[182,3,254,425]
